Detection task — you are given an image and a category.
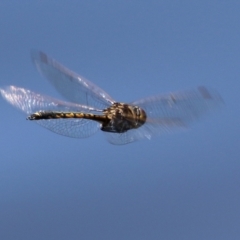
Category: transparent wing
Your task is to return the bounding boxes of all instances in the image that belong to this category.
[104,86,223,145]
[104,126,152,145]
[36,118,100,138]
[31,50,115,109]
[0,86,101,138]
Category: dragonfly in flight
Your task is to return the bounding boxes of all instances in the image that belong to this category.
[0,51,223,144]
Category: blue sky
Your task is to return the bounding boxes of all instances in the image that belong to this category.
[0,1,239,239]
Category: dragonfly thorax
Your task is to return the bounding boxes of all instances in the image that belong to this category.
[101,102,147,133]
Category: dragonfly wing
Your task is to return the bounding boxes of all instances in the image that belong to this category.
[31,50,115,109]
[103,128,150,145]
[35,118,100,139]
[104,118,188,145]
[0,86,100,138]
[104,86,223,145]
[134,86,223,136]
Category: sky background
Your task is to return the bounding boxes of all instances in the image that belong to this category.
[0,1,239,239]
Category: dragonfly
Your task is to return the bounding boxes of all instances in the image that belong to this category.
[0,51,223,145]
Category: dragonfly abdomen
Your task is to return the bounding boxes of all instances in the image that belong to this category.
[27,111,108,123]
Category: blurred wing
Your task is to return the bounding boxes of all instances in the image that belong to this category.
[0,86,100,138]
[31,50,115,109]
[104,86,223,145]
[104,127,152,145]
